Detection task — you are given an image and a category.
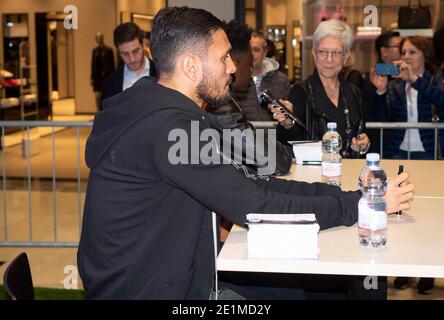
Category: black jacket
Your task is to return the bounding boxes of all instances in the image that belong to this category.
[100,59,156,109]
[78,77,361,299]
[206,97,292,176]
[90,45,115,91]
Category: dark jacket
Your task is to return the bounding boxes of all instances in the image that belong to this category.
[100,59,156,109]
[374,70,444,158]
[277,69,364,157]
[231,80,273,121]
[241,58,291,121]
[78,77,361,300]
[206,97,292,176]
[90,45,115,91]
[259,70,291,100]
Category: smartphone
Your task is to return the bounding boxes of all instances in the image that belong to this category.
[260,90,293,117]
[375,63,400,76]
[259,89,304,127]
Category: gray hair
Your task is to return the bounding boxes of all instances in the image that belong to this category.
[312,20,354,52]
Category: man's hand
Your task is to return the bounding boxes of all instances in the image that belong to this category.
[268,99,294,128]
[370,67,388,94]
[385,171,415,214]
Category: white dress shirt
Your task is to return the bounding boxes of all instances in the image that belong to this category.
[122,57,150,91]
[399,79,426,152]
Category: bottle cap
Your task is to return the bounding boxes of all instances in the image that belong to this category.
[366,153,380,163]
[327,122,337,130]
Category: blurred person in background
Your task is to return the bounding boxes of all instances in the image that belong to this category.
[90,32,115,110]
[361,31,402,154]
[250,32,291,116]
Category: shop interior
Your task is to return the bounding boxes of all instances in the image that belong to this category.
[0,0,443,300]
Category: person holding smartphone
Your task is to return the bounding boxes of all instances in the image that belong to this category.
[372,36,444,294]
[270,19,370,158]
[371,36,444,161]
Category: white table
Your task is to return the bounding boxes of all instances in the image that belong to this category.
[217,160,444,278]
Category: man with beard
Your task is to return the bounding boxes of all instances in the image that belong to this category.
[78,7,414,300]
[100,22,156,110]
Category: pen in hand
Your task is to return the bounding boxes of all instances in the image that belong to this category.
[396,165,404,216]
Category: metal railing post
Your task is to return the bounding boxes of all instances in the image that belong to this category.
[26,126,33,241]
[51,126,57,241]
[2,125,7,241]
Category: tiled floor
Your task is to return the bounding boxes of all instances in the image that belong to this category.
[0,99,442,299]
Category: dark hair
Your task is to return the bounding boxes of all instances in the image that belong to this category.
[265,39,277,58]
[223,20,252,54]
[251,31,267,48]
[151,6,224,77]
[375,30,400,60]
[113,22,144,47]
[402,36,436,74]
[433,26,444,66]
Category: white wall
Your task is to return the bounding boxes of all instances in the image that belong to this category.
[0,0,117,113]
[167,0,235,22]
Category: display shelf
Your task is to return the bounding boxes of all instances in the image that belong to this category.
[303,34,379,41]
[395,28,434,37]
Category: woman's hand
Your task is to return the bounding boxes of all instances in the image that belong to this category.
[351,133,370,154]
[268,99,294,128]
[384,172,415,214]
[393,60,418,83]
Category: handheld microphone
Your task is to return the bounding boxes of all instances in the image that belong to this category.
[259,89,307,130]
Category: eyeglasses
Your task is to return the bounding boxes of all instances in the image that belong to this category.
[384,45,401,49]
[315,49,345,61]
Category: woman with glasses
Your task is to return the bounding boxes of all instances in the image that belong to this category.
[270,19,369,158]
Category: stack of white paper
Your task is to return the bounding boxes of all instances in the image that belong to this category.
[246,213,320,259]
[290,141,322,165]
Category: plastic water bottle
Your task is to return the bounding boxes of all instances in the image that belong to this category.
[321,122,342,187]
[358,153,388,248]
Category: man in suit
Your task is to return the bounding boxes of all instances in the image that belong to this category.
[100,22,156,110]
[90,32,115,110]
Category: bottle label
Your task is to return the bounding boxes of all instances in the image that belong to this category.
[322,162,342,177]
[358,202,387,231]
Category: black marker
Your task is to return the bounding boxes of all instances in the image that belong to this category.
[396,165,404,216]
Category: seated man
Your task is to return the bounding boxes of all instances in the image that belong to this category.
[78,7,414,300]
